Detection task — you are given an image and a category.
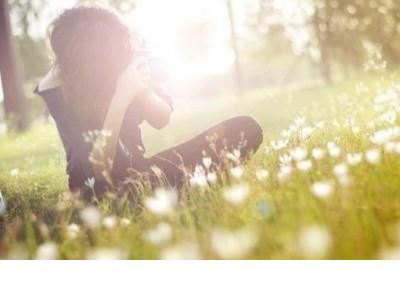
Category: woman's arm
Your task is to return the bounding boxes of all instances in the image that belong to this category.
[90,59,151,179]
[141,92,172,129]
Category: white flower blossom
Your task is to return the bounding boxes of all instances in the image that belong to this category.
[298,225,332,259]
[333,163,348,176]
[230,166,244,180]
[311,181,334,199]
[290,147,308,161]
[271,139,289,151]
[255,169,269,181]
[10,168,19,177]
[347,153,363,166]
[144,222,173,246]
[66,223,80,239]
[161,242,201,260]
[102,215,118,230]
[297,159,312,172]
[223,184,250,206]
[35,242,59,260]
[80,206,102,229]
[312,147,325,160]
[202,157,212,169]
[226,149,241,162]
[87,248,128,260]
[210,228,258,259]
[278,165,293,183]
[144,188,178,216]
[365,149,381,165]
[206,172,218,184]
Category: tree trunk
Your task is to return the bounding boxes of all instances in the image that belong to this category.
[226,0,243,95]
[0,0,27,131]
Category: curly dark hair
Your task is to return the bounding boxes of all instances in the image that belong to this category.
[49,5,136,129]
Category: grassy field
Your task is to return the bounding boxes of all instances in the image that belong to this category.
[1,71,400,259]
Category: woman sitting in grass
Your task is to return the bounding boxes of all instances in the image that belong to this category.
[36,5,263,200]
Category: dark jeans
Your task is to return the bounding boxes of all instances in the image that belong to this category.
[142,115,263,187]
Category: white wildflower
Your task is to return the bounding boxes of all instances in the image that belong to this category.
[333,163,348,176]
[144,222,173,246]
[144,188,178,215]
[338,174,353,188]
[202,157,212,169]
[66,223,80,239]
[35,242,59,260]
[311,181,334,199]
[384,142,396,153]
[278,165,292,183]
[298,225,332,259]
[271,139,289,151]
[226,149,241,162]
[210,228,258,259]
[102,215,118,230]
[328,145,341,158]
[230,166,244,180]
[347,153,363,166]
[294,115,305,127]
[120,218,131,226]
[300,126,314,140]
[296,159,312,172]
[365,149,381,165]
[80,206,102,229]
[87,248,128,260]
[84,177,95,189]
[161,242,201,260]
[255,169,269,181]
[206,172,218,184]
[290,147,307,161]
[312,147,325,160]
[10,168,19,177]
[223,184,250,206]
[279,154,292,165]
[190,166,208,187]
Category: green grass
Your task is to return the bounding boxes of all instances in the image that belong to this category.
[1,71,400,259]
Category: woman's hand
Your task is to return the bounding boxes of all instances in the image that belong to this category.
[114,57,151,105]
[38,65,62,91]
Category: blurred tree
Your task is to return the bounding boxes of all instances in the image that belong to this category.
[0,0,27,130]
[250,0,400,84]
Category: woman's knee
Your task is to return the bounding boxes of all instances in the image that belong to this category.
[227,115,264,151]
